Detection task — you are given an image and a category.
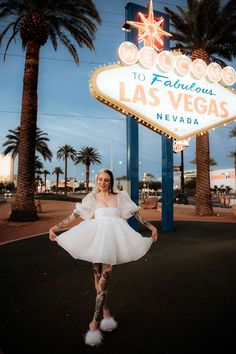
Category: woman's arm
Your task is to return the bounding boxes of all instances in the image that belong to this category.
[49,210,80,241]
[132,211,158,242]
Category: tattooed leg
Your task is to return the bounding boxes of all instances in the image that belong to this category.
[102,302,111,319]
[101,265,113,319]
[92,263,111,319]
[93,263,102,293]
[92,264,112,323]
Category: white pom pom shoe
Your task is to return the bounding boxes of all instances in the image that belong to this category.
[84,328,103,346]
[100,317,118,332]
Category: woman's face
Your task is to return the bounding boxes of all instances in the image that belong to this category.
[97,172,111,192]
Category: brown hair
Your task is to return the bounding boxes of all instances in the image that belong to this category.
[96,169,117,194]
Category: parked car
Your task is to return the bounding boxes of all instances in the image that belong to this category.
[174,193,189,205]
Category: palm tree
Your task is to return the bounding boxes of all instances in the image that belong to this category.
[228,150,236,192]
[52,167,64,194]
[2,129,19,159]
[35,156,44,174]
[228,151,236,171]
[229,127,236,138]
[228,127,236,192]
[2,127,52,161]
[165,0,236,216]
[57,145,77,195]
[34,156,44,192]
[42,169,50,193]
[190,157,217,168]
[143,172,154,191]
[74,146,101,193]
[0,0,101,221]
[33,129,52,162]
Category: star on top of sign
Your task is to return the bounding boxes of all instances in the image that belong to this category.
[126,0,172,52]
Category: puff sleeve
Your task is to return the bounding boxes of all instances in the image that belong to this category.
[73,192,95,220]
[118,190,140,219]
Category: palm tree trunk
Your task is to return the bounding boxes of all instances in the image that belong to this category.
[44,174,46,193]
[86,164,90,193]
[191,49,213,216]
[9,41,40,221]
[56,174,59,194]
[64,157,68,195]
[234,156,236,194]
[195,133,214,215]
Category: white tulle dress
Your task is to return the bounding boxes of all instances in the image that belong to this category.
[56,191,153,265]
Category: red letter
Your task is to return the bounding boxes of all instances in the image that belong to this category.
[119,81,130,102]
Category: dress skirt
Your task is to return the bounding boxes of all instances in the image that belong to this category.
[56,207,153,265]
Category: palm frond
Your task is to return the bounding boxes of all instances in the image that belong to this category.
[2,126,53,161]
[229,127,236,138]
[165,0,236,63]
[56,30,79,64]
[57,144,77,160]
[75,146,101,166]
[0,0,101,63]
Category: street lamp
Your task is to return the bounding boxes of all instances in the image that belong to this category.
[143,173,147,189]
[91,170,95,183]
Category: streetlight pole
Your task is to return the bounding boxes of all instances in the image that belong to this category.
[124,2,173,232]
[181,150,184,193]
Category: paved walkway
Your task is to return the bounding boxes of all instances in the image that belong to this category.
[1,199,236,354]
[0,198,235,245]
[1,219,236,354]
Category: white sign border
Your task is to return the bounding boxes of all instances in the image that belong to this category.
[90,63,236,140]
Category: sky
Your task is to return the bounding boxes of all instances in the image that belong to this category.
[0,0,235,184]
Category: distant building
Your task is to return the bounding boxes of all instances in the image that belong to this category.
[184,169,196,180]
[173,168,236,192]
[210,168,235,191]
[0,153,14,183]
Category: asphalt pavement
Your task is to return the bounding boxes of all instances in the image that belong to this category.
[0,220,236,354]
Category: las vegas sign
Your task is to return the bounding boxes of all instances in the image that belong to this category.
[89,4,236,141]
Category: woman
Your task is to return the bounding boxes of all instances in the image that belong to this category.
[49,169,158,346]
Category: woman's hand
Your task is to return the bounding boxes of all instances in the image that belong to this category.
[49,227,58,241]
[132,211,158,242]
[150,225,158,242]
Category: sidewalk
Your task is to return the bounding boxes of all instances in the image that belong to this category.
[0,199,235,245]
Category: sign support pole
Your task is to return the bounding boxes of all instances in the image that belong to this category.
[181,150,184,193]
[161,136,174,231]
[125,2,174,231]
[125,3,139,230]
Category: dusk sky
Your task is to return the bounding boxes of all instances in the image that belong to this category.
[0,0,235,183]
